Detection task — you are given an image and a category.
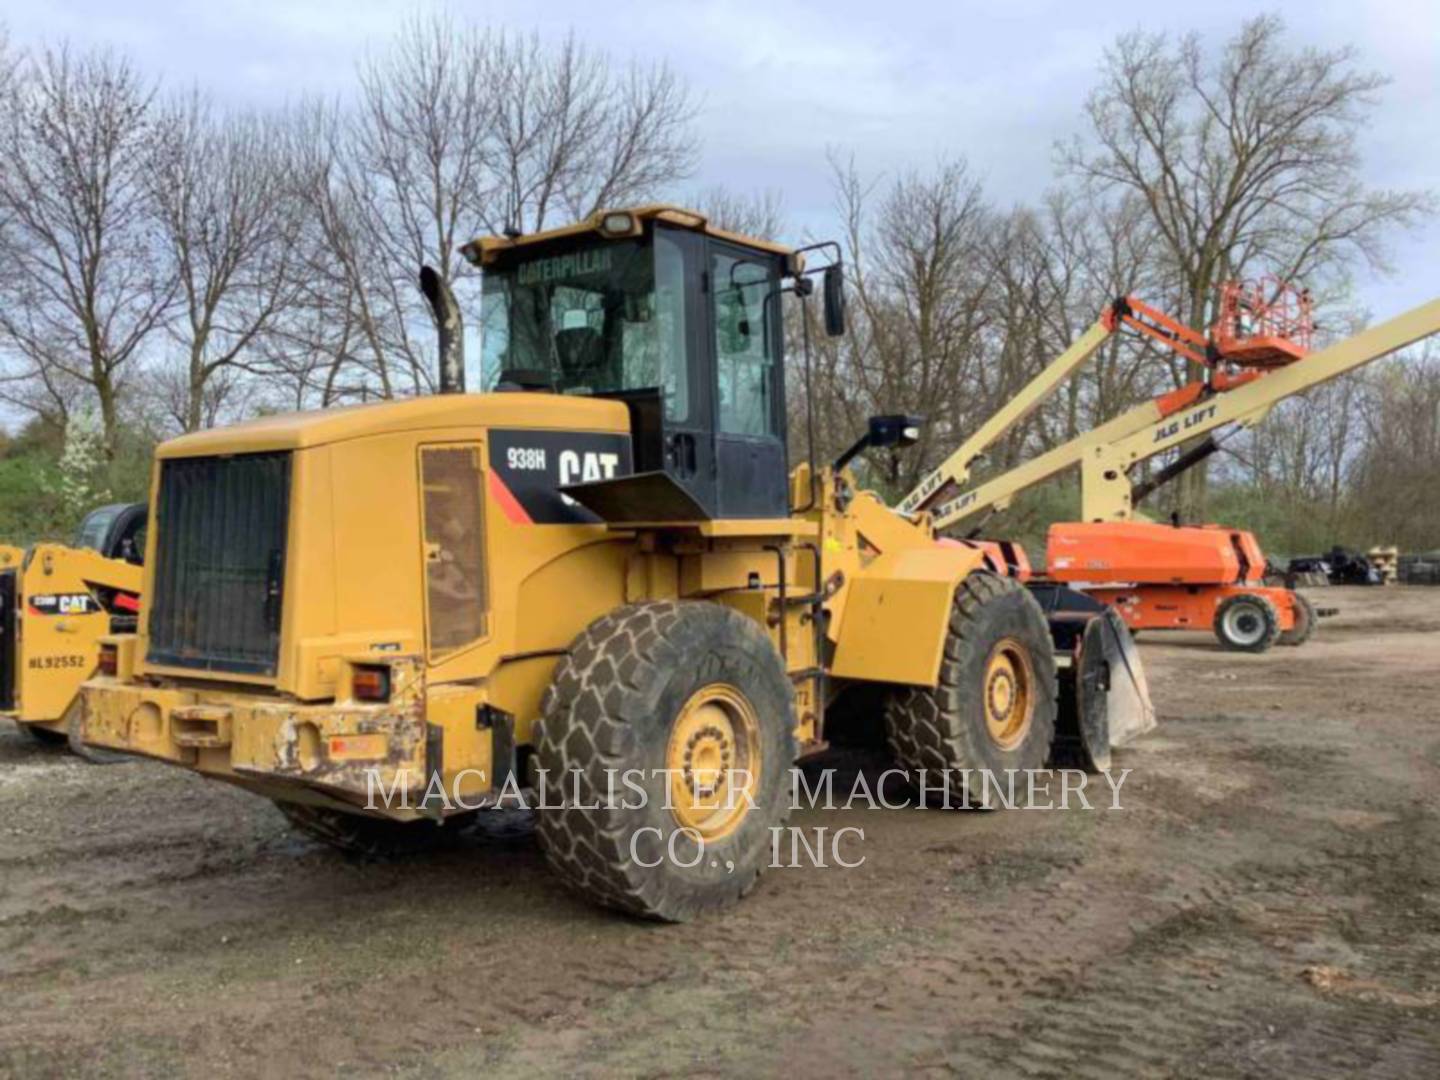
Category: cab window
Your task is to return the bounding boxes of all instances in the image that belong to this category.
[711,251,777,436]
[74,506,120,552]
[481,230,690,423]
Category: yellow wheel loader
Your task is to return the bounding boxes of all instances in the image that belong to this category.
[78,207,1151,921]
[4,503,145,753]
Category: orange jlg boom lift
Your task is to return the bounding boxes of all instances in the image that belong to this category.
[902,282,1440,651]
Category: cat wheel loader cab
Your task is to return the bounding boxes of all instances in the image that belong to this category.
[3,502,145,748]
[78,205,1150,922]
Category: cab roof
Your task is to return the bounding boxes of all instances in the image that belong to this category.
[460,205,798,269]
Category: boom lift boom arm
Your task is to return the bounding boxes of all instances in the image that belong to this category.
[917,296,1440,530]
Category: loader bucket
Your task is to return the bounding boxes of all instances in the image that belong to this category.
[1080,607,1155,748]
[1027,584,1156,772]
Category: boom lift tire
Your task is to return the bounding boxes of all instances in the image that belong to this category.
[1213,593,1281,653]
[884,571,1058,808]
[533,601,795,923]
[1278,592,1317,647]
[275,802,471,857]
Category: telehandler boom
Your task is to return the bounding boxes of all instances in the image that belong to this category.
[78,207,1151,921]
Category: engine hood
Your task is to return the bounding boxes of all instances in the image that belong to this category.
[157,392,630,459]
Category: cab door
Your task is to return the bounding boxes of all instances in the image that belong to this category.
[652,226,718,516]
[705,240,788,519]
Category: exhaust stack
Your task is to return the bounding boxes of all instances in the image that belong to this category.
[419,265,464,394]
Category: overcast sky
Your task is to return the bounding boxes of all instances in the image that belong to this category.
[6,0,1436,317]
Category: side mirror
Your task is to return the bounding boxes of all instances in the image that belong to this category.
[832,414,923,473]
[867,414,922,449]
[822,264,846,337]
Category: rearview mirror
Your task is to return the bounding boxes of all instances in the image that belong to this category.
[823,264,845,337]
[867,414,922,449]
[832,413,924,473]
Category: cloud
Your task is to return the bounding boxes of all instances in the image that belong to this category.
[7,0,1436,313]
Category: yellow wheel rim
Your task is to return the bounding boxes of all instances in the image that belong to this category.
[983,638,1034,751]
[666,683,761,841]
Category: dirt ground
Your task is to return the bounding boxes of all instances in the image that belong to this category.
[1,586,1438,1078]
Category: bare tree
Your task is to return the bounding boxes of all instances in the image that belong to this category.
[481,31,698,236]
[284,15,700,402]
[693,185,785,240]
[814,154,994,496]
[1060,15,1432,515]
[335,13,500,397]
[273,99,400,404]
[0,44,174,452]
[0,25,17,118]
[1348,345,1440,549]
[148,93,302,431]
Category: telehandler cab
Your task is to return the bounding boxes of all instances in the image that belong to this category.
[78,207,1150,921]
[3,503,145,753]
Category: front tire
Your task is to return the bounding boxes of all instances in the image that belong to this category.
[885,572,1058,807]
[16,721,68,747]
[534,601,795,922]
[65,697,130,764]
[1213,593,1281,653]
[1278,592,1317,647]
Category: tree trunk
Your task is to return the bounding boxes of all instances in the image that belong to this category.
[96,380,120,461]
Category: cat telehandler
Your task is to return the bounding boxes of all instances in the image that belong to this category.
[77,207,1153,921]
[3,503,145,752]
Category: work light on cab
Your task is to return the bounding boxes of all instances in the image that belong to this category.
[599,211,636,237]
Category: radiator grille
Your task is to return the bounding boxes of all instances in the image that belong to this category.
[147,452,291,676]
[420,445,488,656]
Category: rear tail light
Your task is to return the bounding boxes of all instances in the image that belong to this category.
[352,665,391,702]
[97,643,118,677]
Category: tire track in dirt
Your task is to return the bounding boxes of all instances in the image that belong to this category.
[2,587,1439,1076]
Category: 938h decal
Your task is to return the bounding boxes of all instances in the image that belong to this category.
[488,429,632,525]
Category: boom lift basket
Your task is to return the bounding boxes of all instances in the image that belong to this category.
[1210,278,1313,368]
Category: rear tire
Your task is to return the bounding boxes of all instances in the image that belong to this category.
[534,601,794,922]
[885,571,1058,807]
[1278,592,1317,647]
[1213,593,1281,653]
